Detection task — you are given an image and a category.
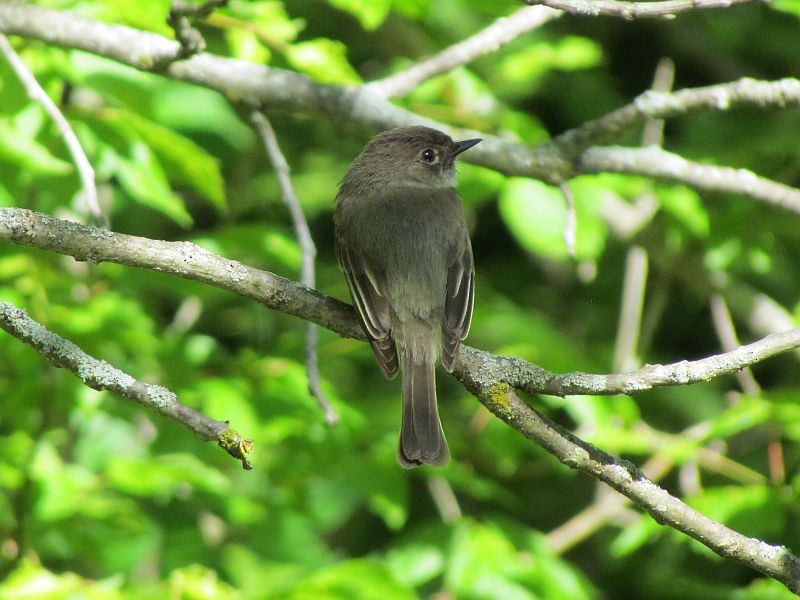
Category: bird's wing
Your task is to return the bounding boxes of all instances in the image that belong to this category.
[441,234,474,372]
[336,237,398,379]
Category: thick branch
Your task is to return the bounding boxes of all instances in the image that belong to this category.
[0,208,360,339]
[0,3,566,180]
[0,301,253,468]
[4,207,800,397]
[3,207,800,588]
[526,0,763,19]
[367,5,560,98]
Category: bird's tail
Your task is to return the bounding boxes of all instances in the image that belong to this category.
[397,349,449,468]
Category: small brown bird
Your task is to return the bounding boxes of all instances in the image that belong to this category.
[334,126,481,467]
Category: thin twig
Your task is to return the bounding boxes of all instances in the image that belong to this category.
[167,0,227,58]
[710,294,761,396]
[558,181,577,259]
[525,0,760,19]
[641,57,675,147]
[250,111,338,425]
[0,34,105,227]
[427,476,462,524]
[613,247,648,372]
[367,5,560,98]
[0,301,253,469]
[609,58,672,371]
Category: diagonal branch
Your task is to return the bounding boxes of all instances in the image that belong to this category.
[525,0,763,19]
[366,5,560,98]
[2,206,800,589]
[457,384,800,592]
[0,301,253,469]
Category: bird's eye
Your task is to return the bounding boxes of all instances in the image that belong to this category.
[420,148,437,164]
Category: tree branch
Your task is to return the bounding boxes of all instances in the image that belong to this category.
[4,207,800,397]
[550,77,800,160]
[525,0,764,19]
[2,2,798,204]
[580,146,800,216]
[452,383,800,592]
[3,206,800,588]
[0,301,253,469]
[366,5,560,98]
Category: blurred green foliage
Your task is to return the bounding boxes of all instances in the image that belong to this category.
[1,0,800,598]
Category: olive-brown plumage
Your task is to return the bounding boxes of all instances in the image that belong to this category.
[334,126,480,467]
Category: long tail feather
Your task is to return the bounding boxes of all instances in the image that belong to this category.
[397,353,449,468]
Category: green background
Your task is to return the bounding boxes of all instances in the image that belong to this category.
[2,0,800,598]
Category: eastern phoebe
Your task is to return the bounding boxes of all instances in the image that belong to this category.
[334,126,481,467]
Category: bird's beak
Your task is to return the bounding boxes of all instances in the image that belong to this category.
[451,137,482,157]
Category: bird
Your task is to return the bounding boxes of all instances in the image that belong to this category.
[334,125,481,467]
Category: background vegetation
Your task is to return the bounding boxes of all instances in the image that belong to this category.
[2,0,800,598]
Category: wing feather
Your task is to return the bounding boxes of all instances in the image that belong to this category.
[336,237,398,379]
[441,237,474,372]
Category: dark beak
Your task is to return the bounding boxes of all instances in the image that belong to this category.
[451,137,482,157]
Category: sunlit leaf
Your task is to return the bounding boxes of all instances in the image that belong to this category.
[328,0,392,30]
[0,119,72,176]
[99,140,193,226]
[499,177,607,261]
[97,108,227,213]
[286,38,362,84]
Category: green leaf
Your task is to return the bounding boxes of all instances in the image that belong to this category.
[168,564,239,600]
[499,178,568,260]
[688,486,784,542]
[224,0,305,46]
[99,108,227,213]
[499,178,607,261]
[390,0,429,19]
[107,454,230,500]
[225,27,271,64]
[385,544,444,588]
[773,0,800,18]
[289,559,415,600]
[328,0,392,30]
[0,560,124,599]
[286,38,362,84]
[610,515,660,557]
[152,84,254,151]
[446,520,536,599]
[95,0,172,36]
[491,37,603,98]
[99,141,193,227]
[657,184,709,237]
[0,119,72,176]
